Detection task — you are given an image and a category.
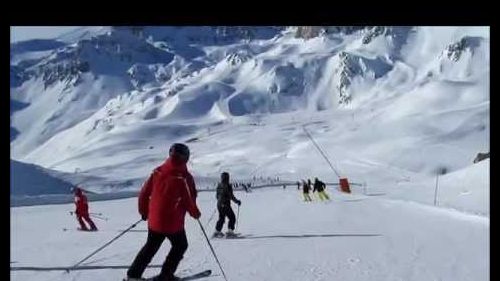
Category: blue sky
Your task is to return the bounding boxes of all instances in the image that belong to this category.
[10,26,81,43]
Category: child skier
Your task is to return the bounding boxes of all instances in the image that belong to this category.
[213,172,241,238]
[73,187,98,231]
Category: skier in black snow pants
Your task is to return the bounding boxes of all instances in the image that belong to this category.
[313,177,330,201]
[302,180,312,202]
[213,172,241,237]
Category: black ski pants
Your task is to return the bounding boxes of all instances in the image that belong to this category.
[215,203,236,232]
[127,229,188,279]
[77,213,97,230]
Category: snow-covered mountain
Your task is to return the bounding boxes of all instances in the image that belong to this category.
[10,26,489,198]
[10,26,489,281]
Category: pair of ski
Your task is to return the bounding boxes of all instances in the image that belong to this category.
[128,269,212,281]
[212,232,246,239]
[62,227,98,232]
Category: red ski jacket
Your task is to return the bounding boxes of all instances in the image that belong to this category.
[138,156,200,234]
[74,188,89,216]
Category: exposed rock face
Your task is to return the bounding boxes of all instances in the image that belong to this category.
[445,36,482,62]
[473,152,490,163]
[295,26,324,39]
[362,26,386,44]
[296,26,367,39]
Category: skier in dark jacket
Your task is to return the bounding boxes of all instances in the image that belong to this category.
[313,177,330,200]
[302,180,312,202]
[213,172,241,237]
[312,178,324,192]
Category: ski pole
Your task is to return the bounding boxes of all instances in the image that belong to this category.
[89,213,107,219]
[181,179,228,280]
[69,211,102,216]
[205,207,217,228]
[67,218,142,272]
[89,214,108,221]
[197,219,229,281]
[69,212,108,221]
[235,204,240,231]
[90,213,107,219]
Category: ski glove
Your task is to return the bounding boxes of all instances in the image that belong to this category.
[236,199,241,206]
[141,214,148,221]
[191,208,201,219]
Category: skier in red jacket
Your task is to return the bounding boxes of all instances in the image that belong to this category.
[126,143,201,281]
[73,187,98,231]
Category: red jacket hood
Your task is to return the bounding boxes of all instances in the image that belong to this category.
[157,156,188,175]
[75,188,83,196]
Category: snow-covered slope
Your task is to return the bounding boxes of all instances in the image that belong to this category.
[386,158,489,216]
[11,188,488,281]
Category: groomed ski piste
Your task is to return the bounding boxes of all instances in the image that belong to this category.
[11,169,488,281]
[11,26,489,280]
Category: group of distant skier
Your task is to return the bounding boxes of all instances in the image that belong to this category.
[223,181,252,193]
[297,178,330,202]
